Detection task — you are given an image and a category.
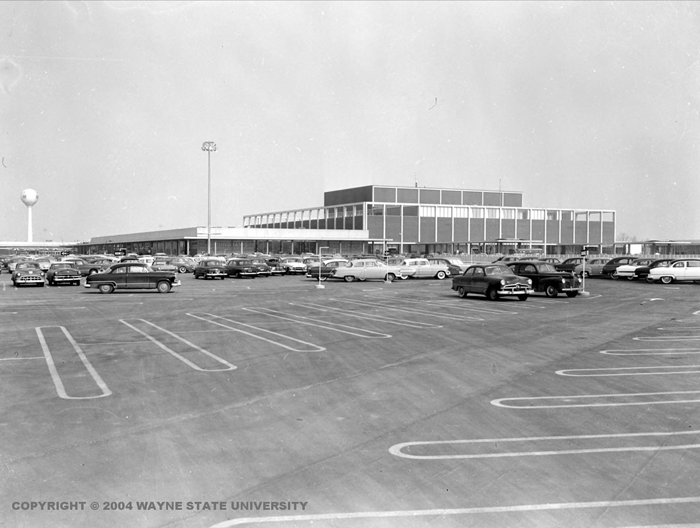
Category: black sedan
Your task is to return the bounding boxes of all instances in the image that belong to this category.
[507,261,581,298]
[554,257,584,273]
[601,256,638,279]
[193,259,228,280]
[451,264,533,301]
[46,262,82,286]
[85,263,180,293]
[224,258,258,278]
[11,261,45,287]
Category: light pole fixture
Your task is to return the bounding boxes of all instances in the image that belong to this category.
[201,141,217,255]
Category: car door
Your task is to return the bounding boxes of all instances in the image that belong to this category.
[126,265,150,289]
[670,261,687,280]
[470,267,487,294]
[686,261,700,280]
[108,265,129,289]
[365,260,384,280]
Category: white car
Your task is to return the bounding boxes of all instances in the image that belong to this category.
[397,258,449,280]
[615,258,656,280]
[329,259,403,282]
[280,257,307,274]
[648,259,700,284]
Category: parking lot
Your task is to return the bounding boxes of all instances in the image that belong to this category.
[2,273,700,527]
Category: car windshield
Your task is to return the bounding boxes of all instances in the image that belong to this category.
[535,263,557,272]
[18,263,40,269]
[51,263,75,270]
[484,265,513,275]
[203,261,221,267]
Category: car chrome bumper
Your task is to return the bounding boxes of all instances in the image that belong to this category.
[53,276,81,282]
[204,272,226,277]
[15,277,44,283]
[497,288,534,296]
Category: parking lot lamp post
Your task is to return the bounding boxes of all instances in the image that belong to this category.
[316,246,329,289]
[201,141,217,255]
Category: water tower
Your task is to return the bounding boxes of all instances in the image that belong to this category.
[21,188,38,243]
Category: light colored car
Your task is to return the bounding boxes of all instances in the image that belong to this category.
[329,258,403,282]
[573,258,610,278]
[280,257,307,275]
[305,258,350,280]
[648,259,700,284]
[615,258,656,280]
[398,258,450,280]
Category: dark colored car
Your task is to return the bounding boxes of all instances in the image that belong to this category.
[601,256,638,279]
[507,261,581,298]
[305,258,350,281]
[63,257,112,276]
[167,256,196,273]
[84,262,181,293]
[554,257,584,273]
[11,261,45,287]
[193,259,228,280]
[451,264,533,301]
[46,262,82,286]
[249,258,272,276]
[224,258,258,278]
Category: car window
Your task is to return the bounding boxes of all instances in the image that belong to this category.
[522,264,537,273]
[689,261,700,267]
[473,268,485,276]
[536,263,556,272]
[673,262,685,268]
[485,265,510,275]
[114,266,128,274]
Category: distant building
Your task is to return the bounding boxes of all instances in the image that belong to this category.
[243,184,616,256]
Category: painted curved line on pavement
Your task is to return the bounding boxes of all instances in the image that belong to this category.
[492,390,700,409]
[121,319,236,372]
[208,497,700,527]
[556,365,700,377]
[600,348,700,356]
[390,430,700,459]
[36,326,112,400]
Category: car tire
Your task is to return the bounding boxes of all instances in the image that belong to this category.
[660,276,674,284]
[12,280,18,287]
[436,271,447,280]
[517,294,528,301]
[98,283,114,294]
[611,271,620,280]
[626,276,635,281]
[566,291,579,298]
[178,266,187,273]
[582,271,590,278]
[157,281,171,293]
[385,273,396,282]
[89,269,99,275]
[646,277,656,283]
[458,287,468,298]
[343,275,355,282]
[486,288,498,301]
[545,285,559,298]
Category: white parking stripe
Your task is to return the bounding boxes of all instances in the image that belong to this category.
[242,307,391,338]
[35,326,112,400]
[634,336,700,341]
[209,497,700,527]
[389,430,700,459]
[335,298,484,321]
[600,348,700,356]
[120,319,236,372]
[491,390,700,409]
[187,313,325,353]
[290,302,442,328]
[556,365,700,377]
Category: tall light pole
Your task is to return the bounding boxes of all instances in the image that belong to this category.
[201,141,217,255]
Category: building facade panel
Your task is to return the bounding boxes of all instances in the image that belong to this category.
[437,218,452,242]
[589,221,602,244]
[367,216,384,239]
[420,217,436,243]
[442,190,461,205]
[397,188,419,203]
[517,220,531,240]
[420,189,441,204]
[374,187,397,203]
[503,193,523,207]
[484,192,502,206]
[454,218,469,242]
[324,186,373,206]
[502,219,516,239]
[470,219,485,242]
[386,216,401,245]
[403,216,419,243]
[485,219,500,241]
[532,220,545,244]
[463,191,482,205]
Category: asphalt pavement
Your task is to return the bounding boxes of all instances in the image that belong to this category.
[2,272,699,527]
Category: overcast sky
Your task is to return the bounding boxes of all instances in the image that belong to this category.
[1,1,698,243]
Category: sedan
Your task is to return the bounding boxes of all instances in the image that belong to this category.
[11,261,45,287]
[279,257,307,275]
[305,259,350,281]
[329,259,403,282]
[601,256,638,279]
[451,264,533,301]
[398,258,450,279]
[615,258,657,280]
[150,259,179,273]
[648,259,700,284]
[46,262,82,286]
[167,257,197,273]
[193,259,228,280]
[507,261,581,298]
[573,258,610,278]
[555,257,584,273]
[85,262,181,293]
[225,258,258,278]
